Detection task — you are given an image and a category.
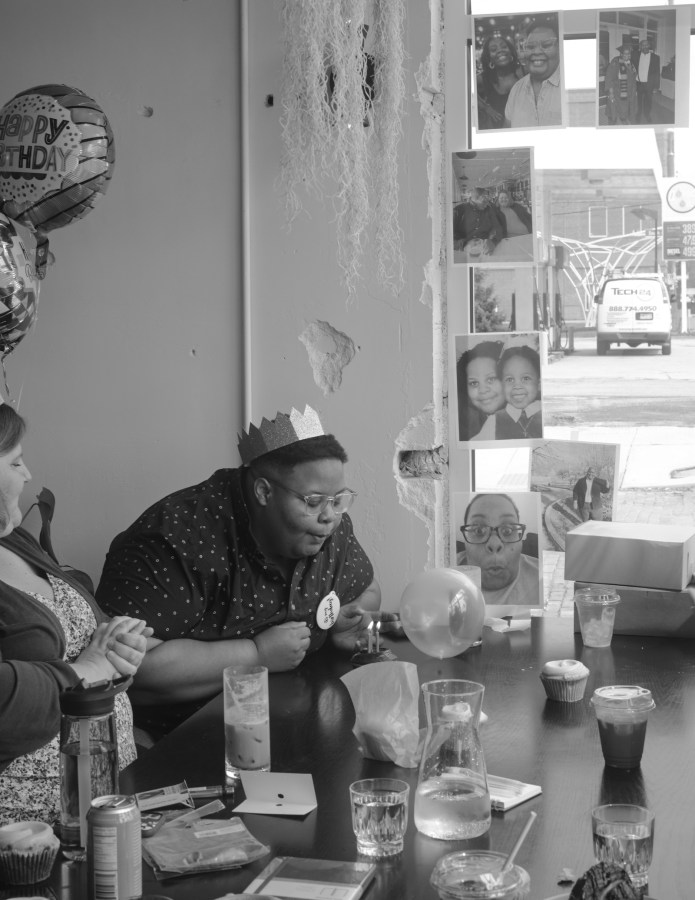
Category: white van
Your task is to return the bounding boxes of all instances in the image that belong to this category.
[593,274,672,356]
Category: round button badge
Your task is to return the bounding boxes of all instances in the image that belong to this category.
[316,591,340,630]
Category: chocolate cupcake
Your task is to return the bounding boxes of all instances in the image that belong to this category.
[569,861,639,899]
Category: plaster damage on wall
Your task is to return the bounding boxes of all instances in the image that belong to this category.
[394,404,446,568]
[299,320,357,395]
[398,3,448,570]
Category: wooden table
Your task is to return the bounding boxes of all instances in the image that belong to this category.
[116,618,695,900]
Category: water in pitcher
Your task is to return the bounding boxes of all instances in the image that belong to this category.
[415,773,491,839]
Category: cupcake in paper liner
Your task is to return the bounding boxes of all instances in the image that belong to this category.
[540,659,590,703]
[0,821,59,885]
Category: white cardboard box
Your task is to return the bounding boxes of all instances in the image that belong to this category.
[574,581,695,639]
[565,521,695,591]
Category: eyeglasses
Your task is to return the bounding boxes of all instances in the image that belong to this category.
[259,474,357,516]
[524,39,558,53]
[462,523,526,544]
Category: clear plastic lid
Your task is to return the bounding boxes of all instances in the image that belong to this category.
[573,586,621,606]
[590,685,655,712]
[431,851,530,899]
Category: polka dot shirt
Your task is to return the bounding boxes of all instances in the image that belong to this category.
[96,468,374,725]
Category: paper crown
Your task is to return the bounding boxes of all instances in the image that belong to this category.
[238,405,325,465]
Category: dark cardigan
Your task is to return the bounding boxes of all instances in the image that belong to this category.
[0,527,105,770]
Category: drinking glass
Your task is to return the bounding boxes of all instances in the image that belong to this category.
[574,587,620,648]
[349,778,410,857]
[591,803,654,890]
[223,664,270,785]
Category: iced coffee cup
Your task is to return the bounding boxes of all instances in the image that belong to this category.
[574,587,620,648]
[223,664,270,785]
[590,685,655,769]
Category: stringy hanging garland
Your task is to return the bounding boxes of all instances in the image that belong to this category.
[279,0,405,297]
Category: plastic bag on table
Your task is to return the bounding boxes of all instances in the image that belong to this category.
[340,660,421,768]
[142,811,270,879]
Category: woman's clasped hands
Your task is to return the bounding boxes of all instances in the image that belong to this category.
[70,616,153,685]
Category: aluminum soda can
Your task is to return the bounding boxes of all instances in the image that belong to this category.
[87,794,142,900]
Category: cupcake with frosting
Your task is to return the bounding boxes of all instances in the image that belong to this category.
[0,821,60,885]
[540,659,589,703]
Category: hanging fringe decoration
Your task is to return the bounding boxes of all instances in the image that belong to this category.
[279,0,405,297]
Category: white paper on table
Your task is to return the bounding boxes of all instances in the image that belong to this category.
[485,617,531,632]
[232,772,317,816]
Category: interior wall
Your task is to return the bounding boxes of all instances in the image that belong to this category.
[1,0,243,583]
[247,1,433,608]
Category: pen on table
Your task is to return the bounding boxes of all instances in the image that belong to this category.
[188,785,231,799]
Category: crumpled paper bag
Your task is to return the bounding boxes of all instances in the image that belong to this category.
[340,661,421,768]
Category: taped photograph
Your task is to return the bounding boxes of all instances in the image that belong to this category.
[597,7,688,128]
[452,490,543,610]
[473,11,566,131]
[454,331,543,445]
[471,267,537,334]
[451,149,535,266]
[530,439,620,551]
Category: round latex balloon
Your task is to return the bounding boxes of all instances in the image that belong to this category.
[0,214,40,356]
[0,84,114,233]
[400,567,486,659]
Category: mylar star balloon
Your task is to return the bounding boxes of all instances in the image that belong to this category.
[0,213,40,357]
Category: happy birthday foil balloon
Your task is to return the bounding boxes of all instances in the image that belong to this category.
[0,214,40,357]
[0,84,115,233]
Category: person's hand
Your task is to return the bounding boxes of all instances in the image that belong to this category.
[70,617,151,684]
[106,618,152,677]
[330,606,371,653]
[253,622,311,672]
[480,101,504,125]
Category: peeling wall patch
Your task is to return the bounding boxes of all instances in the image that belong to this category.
[399,446,447,478]
[299,320,357,395]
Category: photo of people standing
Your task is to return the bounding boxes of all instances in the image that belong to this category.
[530,440,619,552]
[455,332,543,445]
[474,12,565,131]
[451,149,535,266]
[597,8,681,127]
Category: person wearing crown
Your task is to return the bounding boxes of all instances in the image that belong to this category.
[96,405,380,739]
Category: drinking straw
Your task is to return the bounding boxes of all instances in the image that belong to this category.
[78,718,92,851]
[501,810,537,873]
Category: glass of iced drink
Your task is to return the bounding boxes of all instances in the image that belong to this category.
[430,850,530,899]
[223,664,270,785]
[591,804,655,890]
[349,778,410,857]
[590,685,655,769]
[574,587,621,648]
